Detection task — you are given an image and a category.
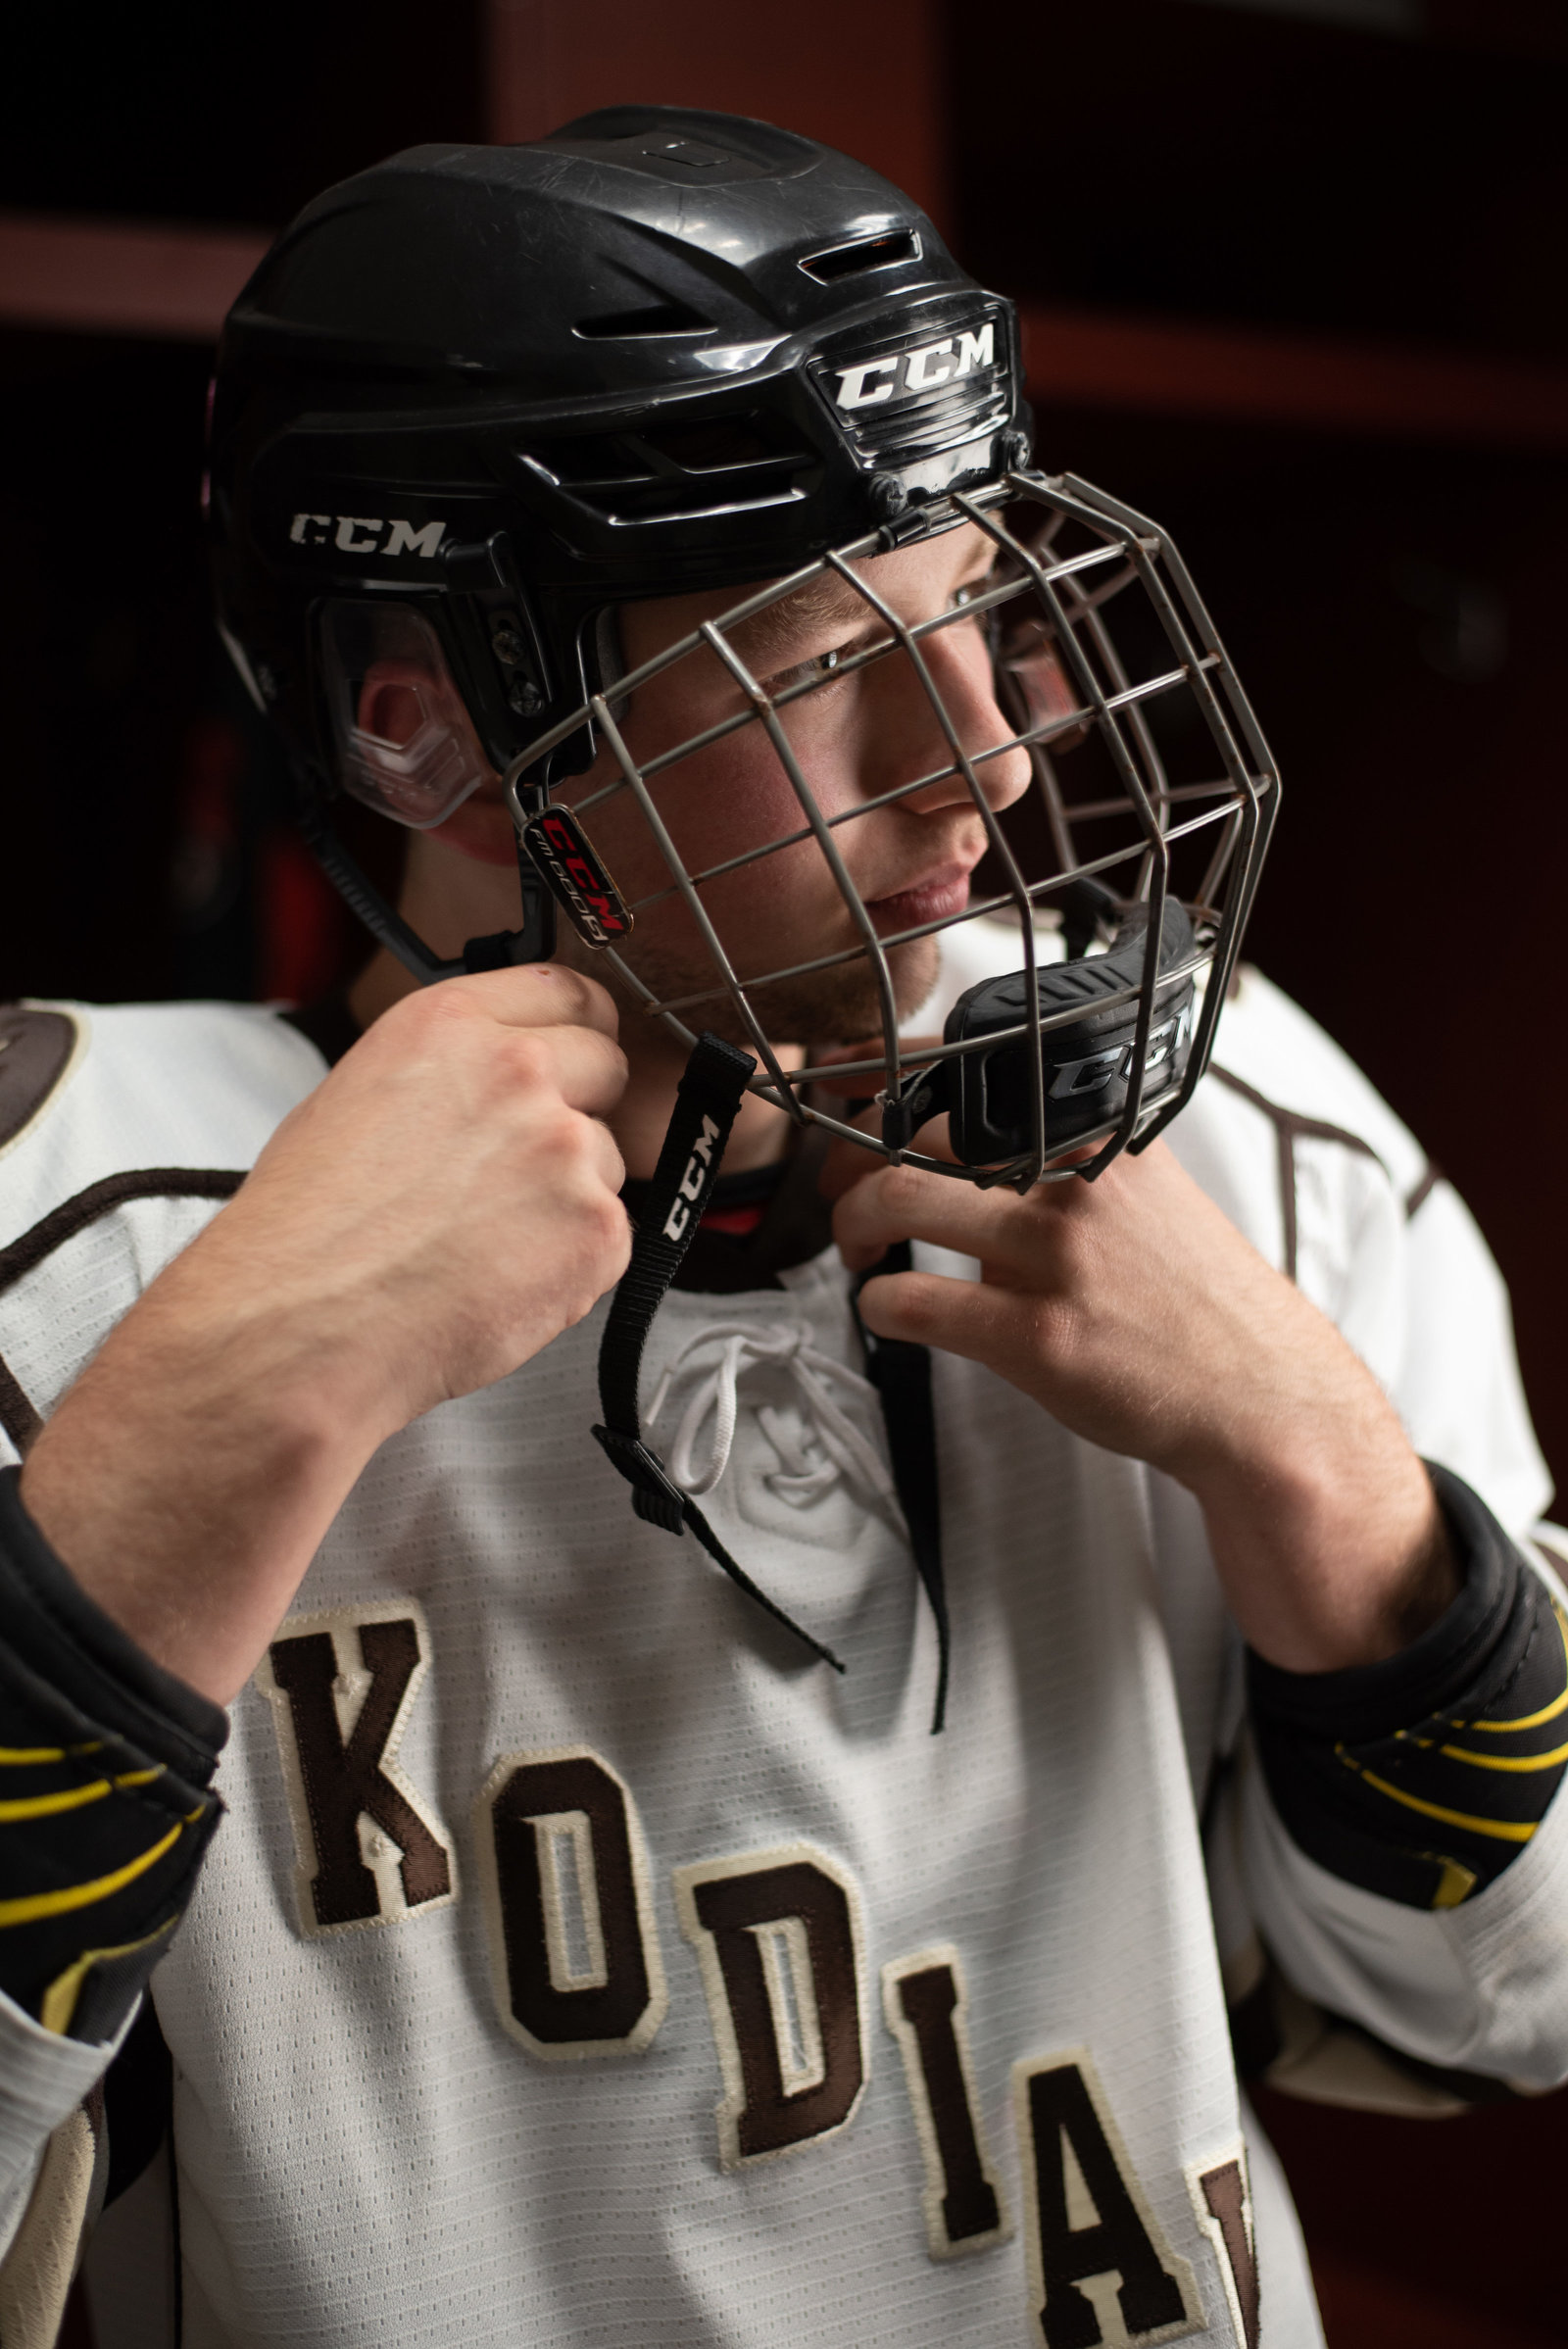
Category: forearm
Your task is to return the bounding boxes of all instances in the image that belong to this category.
[19,1251,382,1706]
[0,1467,225,2066]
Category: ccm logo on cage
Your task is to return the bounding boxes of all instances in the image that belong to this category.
[520,807,633,950]
[288,513,448,558]
[833,323,995,413]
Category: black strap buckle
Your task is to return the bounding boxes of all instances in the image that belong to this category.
[591,1426,687,1536]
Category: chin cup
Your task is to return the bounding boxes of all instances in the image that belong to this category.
[883,901,1199,1166]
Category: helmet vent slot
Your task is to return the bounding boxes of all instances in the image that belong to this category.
[523,413,816,523]
[574,301,713,340]
[636,419,778,474]
[799,230,921,283]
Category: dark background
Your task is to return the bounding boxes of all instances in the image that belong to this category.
[4,6,1567,2345]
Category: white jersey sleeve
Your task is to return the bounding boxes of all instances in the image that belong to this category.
[1176,966,1568,2099]
[0,1002,324,2290]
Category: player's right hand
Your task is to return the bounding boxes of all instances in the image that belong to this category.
[19,966,630,1702]
[222,964,631,1433]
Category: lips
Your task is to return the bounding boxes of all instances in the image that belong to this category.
[863,863,975,937]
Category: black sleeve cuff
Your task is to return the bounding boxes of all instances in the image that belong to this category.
[1247,1463,1567,1910]
[0,1466,226,1785]
[0,1466,227,2041]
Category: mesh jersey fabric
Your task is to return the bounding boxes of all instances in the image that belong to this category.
[0,938,1560,2349]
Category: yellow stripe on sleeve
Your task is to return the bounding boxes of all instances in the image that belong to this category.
[0,1743,104,1765]
[0,1766,163,1823]
[1348,1762,1538,1844]
[0,1779,113,1823]
[39,1920,179,2037]
[1439,1737,1568,1776]
[0,1822,184,1928]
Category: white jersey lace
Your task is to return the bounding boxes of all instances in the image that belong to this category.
[646,1317,905,1524]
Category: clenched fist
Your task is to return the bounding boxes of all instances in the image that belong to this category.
[224,965,630,1428]
[22,967,631,1700]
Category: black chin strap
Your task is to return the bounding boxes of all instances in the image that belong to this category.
[853,1244,950,1735]
[593,1034,846,1676]
[295,783,556,986]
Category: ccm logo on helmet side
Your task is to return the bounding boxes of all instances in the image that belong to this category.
[289,514,449,558]
[833,324,995,414]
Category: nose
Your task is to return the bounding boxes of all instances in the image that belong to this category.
[870,612,1033,821]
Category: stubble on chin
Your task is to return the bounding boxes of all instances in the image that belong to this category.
[582,928,943,1055]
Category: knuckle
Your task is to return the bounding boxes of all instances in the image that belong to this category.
[576,969,620,1029]
[879,1162,927,1220]
[589,1192,632,1268]
[379,988,444,1050]
[553,963,616,1033]
[410,979,476,1031]
[901,1273,949,1335]
[502,1030,556,1094]
[532,1101,584,1163]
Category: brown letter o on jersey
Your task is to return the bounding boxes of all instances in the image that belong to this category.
[474,1745,667,2059]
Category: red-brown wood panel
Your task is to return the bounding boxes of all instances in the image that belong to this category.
[483,0,951,230]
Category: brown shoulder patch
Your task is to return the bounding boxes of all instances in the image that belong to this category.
[0,1007,79,1153]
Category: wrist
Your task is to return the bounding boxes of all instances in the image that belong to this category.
[1183,1425,1459,1673]
[19,1282,389,1704]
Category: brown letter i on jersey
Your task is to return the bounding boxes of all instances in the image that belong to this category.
[257,1602,456,1936]
[882,1946,1010,2258]
[675,1844,866,2169]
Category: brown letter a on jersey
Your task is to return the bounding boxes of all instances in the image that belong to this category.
[260,1606,455,1935]
[1014,2051,1200,2348]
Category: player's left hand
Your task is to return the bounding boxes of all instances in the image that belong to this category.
[833,1137,1457,1671]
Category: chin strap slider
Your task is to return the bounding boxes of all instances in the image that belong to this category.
[590,1427,686,1535]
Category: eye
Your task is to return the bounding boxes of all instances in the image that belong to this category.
[767,641,858,692]
[951,562,1004,613]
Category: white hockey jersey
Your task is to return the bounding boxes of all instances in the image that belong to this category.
[0,931,1562,2349]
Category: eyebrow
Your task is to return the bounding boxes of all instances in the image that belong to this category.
[724,568,883,675]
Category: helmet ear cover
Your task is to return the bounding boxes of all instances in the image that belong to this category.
[318,599,491,829]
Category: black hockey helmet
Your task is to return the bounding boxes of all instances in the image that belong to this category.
[211,106,1277,1190]
[211,109,1023,834]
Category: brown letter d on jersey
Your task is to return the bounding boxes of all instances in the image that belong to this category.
[675,1844,867,2169]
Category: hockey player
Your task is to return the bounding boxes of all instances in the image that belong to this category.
[2,111,1566,2349]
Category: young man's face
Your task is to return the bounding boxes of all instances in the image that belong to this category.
[398,519,1034,1050]
[561,520,1032,1050]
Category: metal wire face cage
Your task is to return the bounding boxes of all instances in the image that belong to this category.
[505,469,1280,1190]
